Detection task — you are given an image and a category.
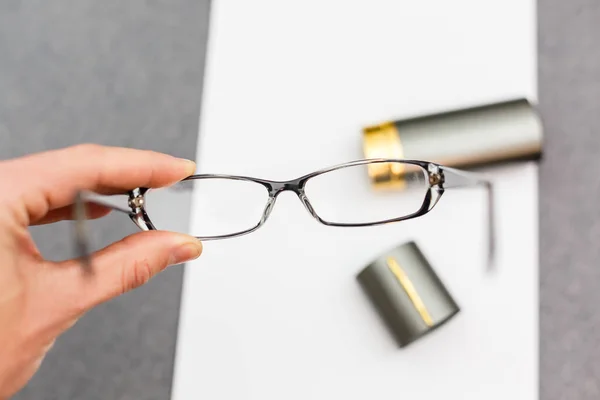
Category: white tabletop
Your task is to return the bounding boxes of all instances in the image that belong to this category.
[172,1,538,399]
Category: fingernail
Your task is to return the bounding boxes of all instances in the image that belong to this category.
[169,242,202,266]
[177,158,196,174]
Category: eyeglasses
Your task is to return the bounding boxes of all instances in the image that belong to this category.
[73,158,495,271]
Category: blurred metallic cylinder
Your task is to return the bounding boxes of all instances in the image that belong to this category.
[356,241,460,348]
[362,98,543,188]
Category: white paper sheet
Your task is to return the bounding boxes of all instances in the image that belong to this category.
[172,1,538,399]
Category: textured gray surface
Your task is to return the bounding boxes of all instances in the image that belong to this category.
[0,1,210,399]
[539,1,600,399]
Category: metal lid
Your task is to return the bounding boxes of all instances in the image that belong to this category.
[356,241,460,348]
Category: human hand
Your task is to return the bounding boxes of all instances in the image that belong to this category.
[0,144,202,399]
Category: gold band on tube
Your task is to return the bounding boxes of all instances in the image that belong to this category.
[386,257,434,327]
[362,122,406,190]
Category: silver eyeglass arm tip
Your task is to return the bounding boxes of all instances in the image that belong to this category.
[438,166,496,272]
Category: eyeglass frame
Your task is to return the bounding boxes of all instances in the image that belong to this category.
[74,158,495,270]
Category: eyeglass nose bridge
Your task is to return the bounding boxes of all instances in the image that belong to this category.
[267,179,303,195]
[263,179,321,222]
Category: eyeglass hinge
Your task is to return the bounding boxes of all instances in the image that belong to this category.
[128,191,145,209]
[427,164,445,187]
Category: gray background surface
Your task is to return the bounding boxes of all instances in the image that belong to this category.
[0,1,209,399]
[539,1,600,399]
[0,0,597,399]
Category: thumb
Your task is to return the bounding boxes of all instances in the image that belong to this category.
[50,231,202,314]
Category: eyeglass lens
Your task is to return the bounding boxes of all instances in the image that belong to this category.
[304,162,428,224]
[144,177,270,237]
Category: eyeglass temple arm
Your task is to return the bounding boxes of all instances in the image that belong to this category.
[438,166,496,271]
[76,190,136,215]
[73,190,136,274]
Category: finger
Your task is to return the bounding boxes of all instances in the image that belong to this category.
[2,144,196,225]
[31,202,112,225]
[47,230,202,314]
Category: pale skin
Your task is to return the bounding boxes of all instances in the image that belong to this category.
[0,144,203,399]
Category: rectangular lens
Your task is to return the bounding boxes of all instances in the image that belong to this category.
[304,161,428,224]
[144,177,270,237]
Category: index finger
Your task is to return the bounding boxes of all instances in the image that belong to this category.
[2,144,196,223]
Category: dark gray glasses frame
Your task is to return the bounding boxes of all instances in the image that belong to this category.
[74,158,495,269]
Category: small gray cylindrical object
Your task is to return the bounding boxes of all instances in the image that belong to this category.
[357,241,459,348]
